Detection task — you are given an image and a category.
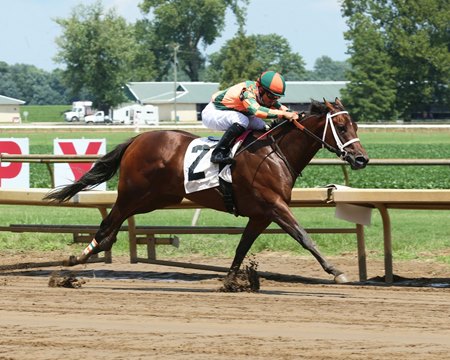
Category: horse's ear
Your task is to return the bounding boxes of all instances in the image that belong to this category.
[323,98,333,111]
[335,98,344,108]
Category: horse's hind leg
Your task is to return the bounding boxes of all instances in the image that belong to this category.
[71,213,122,264]
[67,191,183,265]
[64,204,128,265]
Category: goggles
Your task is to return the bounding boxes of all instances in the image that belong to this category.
[264,90,280,100]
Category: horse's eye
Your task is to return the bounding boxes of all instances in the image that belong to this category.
[337,125,346,134]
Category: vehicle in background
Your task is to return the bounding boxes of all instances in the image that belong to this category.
[83,111,112,124]
[64,101,93,122]
[112,104,159,125]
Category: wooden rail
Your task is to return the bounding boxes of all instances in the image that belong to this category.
[2,154,449,187]
[3,154,450,165]
[0,154,100,163]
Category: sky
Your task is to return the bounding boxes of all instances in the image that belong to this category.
[1,0,348,72]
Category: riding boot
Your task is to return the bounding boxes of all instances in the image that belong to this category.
[211,123,246,164]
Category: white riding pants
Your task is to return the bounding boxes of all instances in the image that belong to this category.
[201,102,266,131]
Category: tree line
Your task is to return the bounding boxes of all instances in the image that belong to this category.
[341,0,449,121]
[1,0,448,121]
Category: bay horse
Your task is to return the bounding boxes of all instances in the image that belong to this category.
[45,98,369,284]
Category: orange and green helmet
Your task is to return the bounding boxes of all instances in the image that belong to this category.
[257,71,286,96]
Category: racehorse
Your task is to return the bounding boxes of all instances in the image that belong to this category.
[45,98,369,284]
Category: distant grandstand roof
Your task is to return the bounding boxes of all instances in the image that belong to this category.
[0,95,26,105]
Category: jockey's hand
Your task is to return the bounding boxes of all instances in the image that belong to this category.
[283,111,299,122]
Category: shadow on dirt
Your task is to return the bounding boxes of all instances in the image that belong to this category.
[364,274,450,288]
[1,266,449,288]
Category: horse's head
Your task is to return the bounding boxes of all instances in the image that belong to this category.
[319,98,369,169]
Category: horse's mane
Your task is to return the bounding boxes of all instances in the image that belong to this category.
[309,100,328,116]
[268,99,329,129]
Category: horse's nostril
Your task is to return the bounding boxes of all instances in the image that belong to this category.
[355,155,369,166]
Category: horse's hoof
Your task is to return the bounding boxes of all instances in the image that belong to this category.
[334,273,349,284]
[62,255,78,267]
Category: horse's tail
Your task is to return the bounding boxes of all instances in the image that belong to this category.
[44,137,136,203]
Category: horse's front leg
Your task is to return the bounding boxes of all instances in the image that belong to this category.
[225,217,271,283]
[273,201,348,283]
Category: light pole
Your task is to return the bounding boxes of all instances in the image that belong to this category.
[172,44,180,123]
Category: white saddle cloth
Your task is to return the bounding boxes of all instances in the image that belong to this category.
[183,137,240,194]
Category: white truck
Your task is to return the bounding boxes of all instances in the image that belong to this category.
[112,104,159,125]
[83,111,112,124]
[64,101,93,122]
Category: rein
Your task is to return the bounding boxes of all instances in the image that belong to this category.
[234,119,289,157]
[291,115,342,156]
[235,109,360,161]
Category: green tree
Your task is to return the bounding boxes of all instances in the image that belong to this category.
[248,34,306,81]
[342,0,450,120]
[132,19,166,81]
[0,63,69,104]
[341,13,397,121]
[0,61,8,75]
[308,56,350,81]
[54,1,138,112]
[383,0,450,119]
[139,0,249,81]
[204,33,306,86]
[218,32,261,88]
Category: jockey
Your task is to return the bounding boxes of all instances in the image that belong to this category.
[202,70,300,164]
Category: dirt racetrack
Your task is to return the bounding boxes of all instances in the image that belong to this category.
[0,251,449,360]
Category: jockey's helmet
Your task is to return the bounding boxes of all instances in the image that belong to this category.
[257,71,286,96]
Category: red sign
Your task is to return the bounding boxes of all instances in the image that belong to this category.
[0,139,29,188]
[53,139,106,189]
[57,141,102,180]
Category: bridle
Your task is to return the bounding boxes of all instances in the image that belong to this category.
[236,108,360,161]
[323,111,360,159]
[292,110,360,160]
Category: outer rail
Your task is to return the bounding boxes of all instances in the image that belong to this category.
[2,154,449,187]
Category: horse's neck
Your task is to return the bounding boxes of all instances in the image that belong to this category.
[277,115,325,176]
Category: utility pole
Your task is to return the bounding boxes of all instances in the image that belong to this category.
[172,44,180,123]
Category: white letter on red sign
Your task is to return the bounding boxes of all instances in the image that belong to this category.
[0,139,30,188]
[53,139,106,189]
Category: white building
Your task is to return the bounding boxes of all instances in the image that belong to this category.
[125,81,348,123]
[0,95,25,123]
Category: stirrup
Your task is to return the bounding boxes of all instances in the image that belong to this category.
[211,150,234,164]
